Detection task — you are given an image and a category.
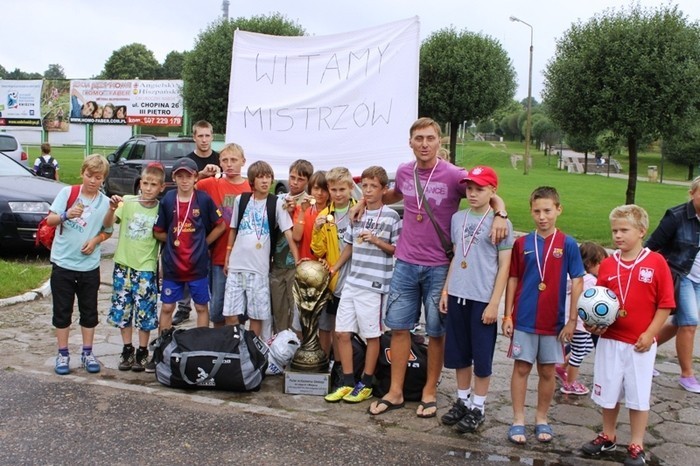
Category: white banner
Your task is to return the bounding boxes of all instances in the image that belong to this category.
[226,17,420,177]
[0,80,43,127]
[69,80,183,126]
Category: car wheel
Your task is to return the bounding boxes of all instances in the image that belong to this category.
[275,183,288,195]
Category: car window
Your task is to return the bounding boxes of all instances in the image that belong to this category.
[159,142,194,161]
[0,135,19,151]
[128,141,147,161]
[115,141,136,161]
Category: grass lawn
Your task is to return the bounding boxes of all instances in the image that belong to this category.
[0,258,51,299]
[454,140,690,246]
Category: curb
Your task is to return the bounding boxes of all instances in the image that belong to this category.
[0,279,51,308]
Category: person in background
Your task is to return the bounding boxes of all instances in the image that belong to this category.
[645,176,700,393]
[33,143,60,181]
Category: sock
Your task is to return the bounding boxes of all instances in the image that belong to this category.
[361,373,373,386]
[82,345,92,355]
[472,394,486,413]
[457,388,471,402]
[138,346,147,353]
[58,347,69,357]
[343,373,355,387]
[123,343,134,351]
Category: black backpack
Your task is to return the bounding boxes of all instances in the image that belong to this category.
[373,332,428,401]
[36,156,57,179]
[236,192,278,259]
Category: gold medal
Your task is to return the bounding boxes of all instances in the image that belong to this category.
[538,282,546,291]
[326,214,334,223]
[256,242,262,249]
[310,198,316,206]
[173,239,180,247]
[460,261,467,269]
[619,309,627,318]
[356,236,364,244]
[117,201,124,208]
[416,214,423,222]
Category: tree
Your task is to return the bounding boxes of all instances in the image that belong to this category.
[531,115,562,155]
[543,5,700,204]
[160,51,188,79]
[419,28,516,163]
[5,68,42,79]
[182,13,306,133]
[101,43,161,79]
[475,119,495,134]
[44,64,66,79]
[662,122,700,180]
[0,64,7,79]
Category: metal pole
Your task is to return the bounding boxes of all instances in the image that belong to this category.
[510,16,534,175]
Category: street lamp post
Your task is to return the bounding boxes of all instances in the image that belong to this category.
[510,16,533,175]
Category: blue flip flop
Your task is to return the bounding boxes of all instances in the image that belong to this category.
[535,423,554,443]
[508,425,527,445]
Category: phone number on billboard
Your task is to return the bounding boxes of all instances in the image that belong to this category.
[126,116,183,126]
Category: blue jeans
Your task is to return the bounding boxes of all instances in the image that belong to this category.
[675,275,700,326]
[209,265,226,324]
[384,259,448,337]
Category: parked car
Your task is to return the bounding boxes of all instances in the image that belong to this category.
[0,133,28,166]
[0,153,66,249]
[104,135,195,196]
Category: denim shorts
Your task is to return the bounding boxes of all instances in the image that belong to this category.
[675,275,700,326]
[384,259,448,337]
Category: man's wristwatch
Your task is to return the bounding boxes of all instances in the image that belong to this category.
[495,210,508,219]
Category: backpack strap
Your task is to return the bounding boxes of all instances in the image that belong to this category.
[266,194,278,260]
[236,192,252,230]
[59,185,81,235]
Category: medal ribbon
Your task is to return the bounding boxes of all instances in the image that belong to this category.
[461,208,492,260]
[534,229,557,287]
[413,159,440,217]
[614,247,650,310]
[362,205,384,236]
[175,193,194,242]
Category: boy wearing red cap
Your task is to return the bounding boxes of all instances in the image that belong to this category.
[439,166,514,433]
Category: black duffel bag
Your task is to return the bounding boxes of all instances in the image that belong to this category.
[152,325,268,391]
[373,332,428,401]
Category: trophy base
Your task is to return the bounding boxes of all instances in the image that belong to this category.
[284,368,332,396]
[290,348,329,373]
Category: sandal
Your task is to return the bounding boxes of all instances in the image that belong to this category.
[535,423,554,443]
[508,424,527,445]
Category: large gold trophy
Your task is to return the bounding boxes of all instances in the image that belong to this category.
[290,260,330,372]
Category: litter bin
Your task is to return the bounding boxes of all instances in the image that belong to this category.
[647,165,658,183]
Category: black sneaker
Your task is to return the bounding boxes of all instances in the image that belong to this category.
[624,444,646,466]
[118,346,135,371]
[582,432,617,456]
[132,349,148,372]
[441,398,469,426]
[454,407,485,433]
[172,309,190,326]
[144,356,157,373]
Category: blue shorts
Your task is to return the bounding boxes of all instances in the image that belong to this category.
[161,277,210,305]
[444,297,497,377]
[384,259,448,337]
[107,263,158,332]
[675,275,700,326]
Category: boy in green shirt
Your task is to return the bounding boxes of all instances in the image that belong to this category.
[105,163,165,372]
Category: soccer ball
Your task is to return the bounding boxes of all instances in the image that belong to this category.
[577,286,620,327]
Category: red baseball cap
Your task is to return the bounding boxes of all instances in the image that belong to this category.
[461,166,498,188]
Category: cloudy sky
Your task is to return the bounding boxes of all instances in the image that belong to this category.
[2,0,699,100]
